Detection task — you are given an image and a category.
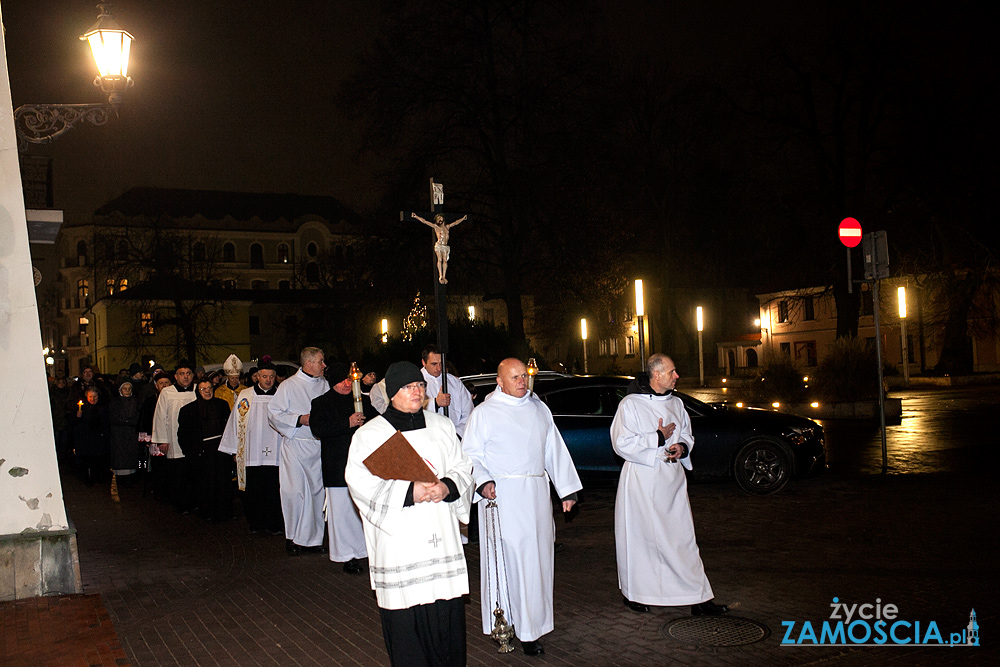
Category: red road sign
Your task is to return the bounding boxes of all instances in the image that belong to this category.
[839,218,862,248]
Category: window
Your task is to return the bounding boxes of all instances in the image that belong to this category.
[803,296,815,321]
[249,316,260,335]
[250,243,264,269]
[141,312,154,335]
[609,338,618,355]
[861,289,874,316]
[277,244,289,263]
[625,336,635,355]
[76,240,87,261]
[193,242,206,263]
[79,317,89,325]
[544,388,605,416]
[118,278,128,292]
[779,342,791,357]
[223,243,236,263]
[306,262,320,283]
[598,339,608,356]
[106,278,115,295]
[278,280,291,290]
[746,349,758,367]
[778,300,789,323]
[307,242,318,258]
[251,280,269,290]
[222,279,237,289]
[795,340,818,366]
[77,279,89,307]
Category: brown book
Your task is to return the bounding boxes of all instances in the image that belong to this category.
[363,430,439,483]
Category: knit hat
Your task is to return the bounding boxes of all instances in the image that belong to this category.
[326,361,350,384]
[384,362,423,399]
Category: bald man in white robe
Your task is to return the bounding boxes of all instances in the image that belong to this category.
[462,358,582,656]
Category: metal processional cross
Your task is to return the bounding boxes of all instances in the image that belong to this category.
[400,179,468,417]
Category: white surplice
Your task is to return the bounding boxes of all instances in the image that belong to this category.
[151,386,196,459]
[219,386,281,490]
[267,369,329,547]
[462,390,582,642]
[611,392,714,606]
[421,367,474,438]
[345,412,474,611]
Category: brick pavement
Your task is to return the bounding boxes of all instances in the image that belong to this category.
[3,467,996,666]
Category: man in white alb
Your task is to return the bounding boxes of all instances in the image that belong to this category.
[151,361,197,511]
[612,353,728,616]
[462,358,582,656]
[420,344,473,439]
[268,347,329,555]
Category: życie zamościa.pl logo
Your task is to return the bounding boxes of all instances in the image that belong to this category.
[781,598,979,647]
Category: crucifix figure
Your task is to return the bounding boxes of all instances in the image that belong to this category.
[411,212,467,284]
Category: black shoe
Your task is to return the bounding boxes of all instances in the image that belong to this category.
[554,542,566,554]
[343,558,364,575]
[521,640,544,656]
[623,596,649,613]
[285,540,301,556]
[691,600,729,616]
[301,544,326,554]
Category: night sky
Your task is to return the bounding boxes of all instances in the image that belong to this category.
[2,0,991,233]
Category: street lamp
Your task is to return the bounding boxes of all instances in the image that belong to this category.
[696,306,705,387]
[380,318,388,343]
[14,4,135,151]
[898,286,909,387]
[635,279,645,371]
[580,318,588,374]
[467,305,475,320]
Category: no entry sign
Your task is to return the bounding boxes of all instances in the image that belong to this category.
[839,218,862,248]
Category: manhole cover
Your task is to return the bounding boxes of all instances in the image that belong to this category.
[662,616,770,647]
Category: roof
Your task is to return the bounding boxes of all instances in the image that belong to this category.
[93,187,363,227]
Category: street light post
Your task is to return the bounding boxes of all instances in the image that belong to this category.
[14,4,135,152]
[581,318,588,374]
[696,306,705,387]
[635,279,645,371]
[898,286,909,387]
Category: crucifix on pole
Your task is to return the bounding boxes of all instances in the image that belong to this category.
[400,178,469,417]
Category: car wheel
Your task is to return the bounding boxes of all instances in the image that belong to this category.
[733,439,792,495]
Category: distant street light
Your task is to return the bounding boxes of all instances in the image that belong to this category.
[14,4,135,151]
[580,318,588,374]
[696,306,705,387]
[635,279,645,370]
[898,286,909,387]
[380,318,388,343]
[467,305,475,320]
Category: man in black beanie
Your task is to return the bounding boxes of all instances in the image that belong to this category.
[345,361,475,667]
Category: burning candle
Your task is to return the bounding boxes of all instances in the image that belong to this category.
[77,400,84,410]
[349,362,363,414]
[526,358,538,394]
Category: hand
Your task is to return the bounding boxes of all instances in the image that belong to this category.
[76,410,83,417]
[664,444,683,462]
[562,499,576,512]
[414,480,448,503]
[657,418,676,440]
[436,392,452,407]
[299,413,310,426]
[481,482,497,500]
[157,443,169,455]
[349,412,366,428]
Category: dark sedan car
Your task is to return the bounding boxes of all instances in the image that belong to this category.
[462,374,825,495]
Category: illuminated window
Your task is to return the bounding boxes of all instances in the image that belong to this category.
[77,279,89,306]
[106,278,115,295]
[625,336,635,355]
[277,244,290,263]
[79,317,89,325]
[140,312,154,335]
[118,278,128,292]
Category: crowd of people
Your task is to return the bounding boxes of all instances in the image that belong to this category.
[49,346,728,667]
